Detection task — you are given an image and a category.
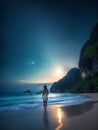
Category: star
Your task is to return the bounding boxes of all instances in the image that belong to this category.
[31,61,35,65]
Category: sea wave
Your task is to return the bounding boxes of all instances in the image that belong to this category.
[0,93,91,111]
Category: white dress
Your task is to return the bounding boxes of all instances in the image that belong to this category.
[42,94,48,101]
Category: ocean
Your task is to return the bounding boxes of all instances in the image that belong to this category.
[0,93,91,112]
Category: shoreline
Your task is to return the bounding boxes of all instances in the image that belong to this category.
[0,92,94,112]
[0,93,98,130]
[81,93,98,101]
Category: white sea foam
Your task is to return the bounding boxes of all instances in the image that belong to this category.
[0,93,91,111]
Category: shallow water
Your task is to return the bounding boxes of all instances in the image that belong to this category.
[0,93,91,111]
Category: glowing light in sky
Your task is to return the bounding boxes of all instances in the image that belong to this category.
[1,0,98,89]
[18,66,67,84]
[53,67,66,80]
[55,68,64,76]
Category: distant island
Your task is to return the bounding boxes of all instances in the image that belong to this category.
[23,90,32,95]
[50,24,98,93]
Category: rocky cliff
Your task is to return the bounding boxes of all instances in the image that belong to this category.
[50,24,98,93]
[79,24,98,77]
[50,68,82,92]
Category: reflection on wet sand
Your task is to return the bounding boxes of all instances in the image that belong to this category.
[55,108,62,130]
[62,101,98,117]
[43,109,49,128]
[55,101,98,130]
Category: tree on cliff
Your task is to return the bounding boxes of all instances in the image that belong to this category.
[85,43,98,60]
[85,43,98,73]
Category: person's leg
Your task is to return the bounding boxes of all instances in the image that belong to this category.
[43,101,45,108]
[43,101,47,108]
[43,100,48,108]
[45,101,47,108]
[45,101,47,107]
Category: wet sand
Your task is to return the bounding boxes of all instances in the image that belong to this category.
[0,93,98,130]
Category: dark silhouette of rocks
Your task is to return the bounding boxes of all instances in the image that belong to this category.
[23,90,32,94]
[50,68,82,92]
[36,91,42,94]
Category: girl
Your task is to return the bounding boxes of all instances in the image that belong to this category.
[42,85,49,109]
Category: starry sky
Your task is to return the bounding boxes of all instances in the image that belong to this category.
[1,0,98,87]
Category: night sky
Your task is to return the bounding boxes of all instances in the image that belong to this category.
[1,0,98,87]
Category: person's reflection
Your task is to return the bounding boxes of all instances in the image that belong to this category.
[43,109,49,128]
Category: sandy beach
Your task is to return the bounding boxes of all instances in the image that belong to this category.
[0,93,98,130]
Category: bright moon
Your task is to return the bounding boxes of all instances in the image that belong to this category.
[55,68,64,76]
